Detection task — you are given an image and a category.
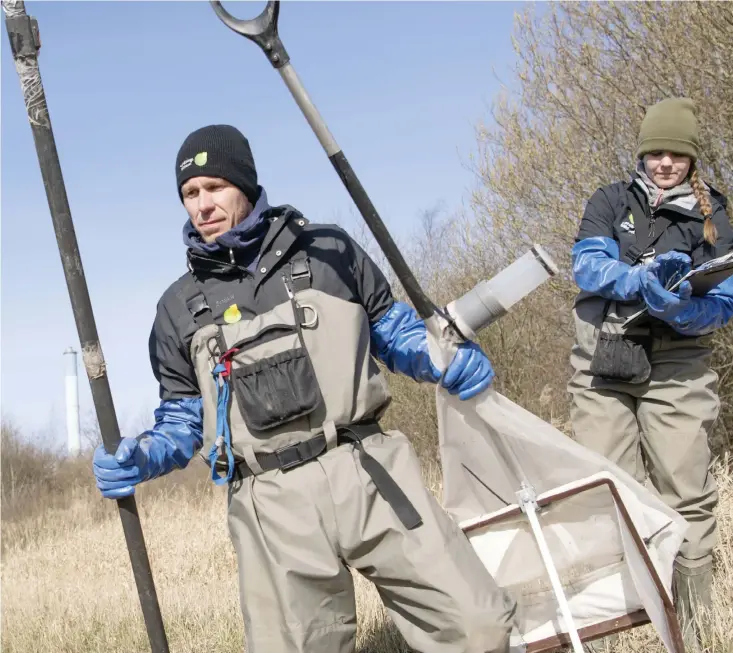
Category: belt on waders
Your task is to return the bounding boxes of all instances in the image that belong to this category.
[232,421,423,531]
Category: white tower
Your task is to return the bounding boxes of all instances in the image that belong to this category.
[64,347,81,456]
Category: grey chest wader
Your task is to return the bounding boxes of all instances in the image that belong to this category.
[589,191,673,384]
[183,258,423,531]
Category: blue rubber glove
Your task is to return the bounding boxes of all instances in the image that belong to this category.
[640,252,733,335]
[648,251,693,288]
[440,340,495,400]
[370,301,495,400]
[370,301,440,383]
[93,397,203,499]
[640,269,733,336]
[572,236,648,301]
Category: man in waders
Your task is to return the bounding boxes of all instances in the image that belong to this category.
[92,125,517,652]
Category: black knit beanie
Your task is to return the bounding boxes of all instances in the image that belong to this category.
[175,124,259,204]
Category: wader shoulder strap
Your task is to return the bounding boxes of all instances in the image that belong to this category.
[622,190,673,265]
[182,272,228,355]
[182,272,237,485]
[288,256,312,293]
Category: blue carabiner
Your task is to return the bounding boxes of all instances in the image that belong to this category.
[209,362,235,485]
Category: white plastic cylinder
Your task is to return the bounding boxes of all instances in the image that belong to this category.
[446,244,559,338]
[64,347,81,456]
[485,245,558,312]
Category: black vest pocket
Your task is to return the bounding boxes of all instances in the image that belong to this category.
[231,345,323,431]
[590,331,652,384]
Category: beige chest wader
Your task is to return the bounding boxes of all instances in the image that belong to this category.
[568,192,721,573]
[180,257,516,653]
[183,256,422,530]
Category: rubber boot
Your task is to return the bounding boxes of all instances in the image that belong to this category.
[672,560,713,653]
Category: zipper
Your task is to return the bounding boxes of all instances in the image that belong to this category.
[188,249,253,278]
[648,191,664,238]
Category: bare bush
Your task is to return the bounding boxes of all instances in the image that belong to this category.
[467,0,733,453]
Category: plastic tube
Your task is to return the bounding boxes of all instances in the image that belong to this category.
[446,245,559,338]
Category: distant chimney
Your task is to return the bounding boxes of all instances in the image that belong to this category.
[64,347,81,455]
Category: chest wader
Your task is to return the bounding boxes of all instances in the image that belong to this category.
[181,258,517,653]
[183,257,421,530]
[568,196,719,652]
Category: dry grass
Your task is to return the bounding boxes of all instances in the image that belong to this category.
[1,423,732,653]
[0,425,417,653]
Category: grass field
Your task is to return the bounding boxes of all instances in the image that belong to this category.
[1,425,731,653]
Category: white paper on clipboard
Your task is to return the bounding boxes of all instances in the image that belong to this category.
[623,251,733,329]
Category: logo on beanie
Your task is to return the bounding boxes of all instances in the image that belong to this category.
[179,151,208,172]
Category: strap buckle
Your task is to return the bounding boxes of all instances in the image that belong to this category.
[623,244,641,264]
[274,442,308,471]
[290,257,311,282]
[287,257,312,294]
[186,293,211,319]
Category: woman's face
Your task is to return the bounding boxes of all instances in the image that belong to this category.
[643,151,692,189]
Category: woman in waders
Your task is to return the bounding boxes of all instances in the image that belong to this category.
[567,97,733,652]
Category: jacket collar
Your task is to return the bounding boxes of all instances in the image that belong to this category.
[186,204,309,283]
[626,170,703,221]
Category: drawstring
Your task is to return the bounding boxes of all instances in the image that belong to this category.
[209,358,236,485]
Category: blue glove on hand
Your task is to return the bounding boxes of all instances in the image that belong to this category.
[639,253,733,336]
[370,301,494,400]
[441,340,495,400]
[370,301,439,384]
[640,274,694,323]
[93,397,203,499]
[647,251,692,289]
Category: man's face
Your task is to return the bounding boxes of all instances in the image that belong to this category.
[643,152,692,190]
[181,176,252,243]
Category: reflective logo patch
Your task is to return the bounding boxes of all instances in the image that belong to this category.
[620,213,635,233]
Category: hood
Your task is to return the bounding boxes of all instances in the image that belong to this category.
[182,185,272,257]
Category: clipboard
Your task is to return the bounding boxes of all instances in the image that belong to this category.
[623,252,733,329]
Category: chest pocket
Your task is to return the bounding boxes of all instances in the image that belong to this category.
[226,282,323,431]
[184,258,325,482]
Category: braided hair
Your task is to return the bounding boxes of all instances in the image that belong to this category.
[689,165,717,246]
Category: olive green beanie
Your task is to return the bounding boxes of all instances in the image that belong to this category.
[636,97,700,161]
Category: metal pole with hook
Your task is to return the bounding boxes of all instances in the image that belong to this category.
[210,0,439,322]
[1,2,169,651]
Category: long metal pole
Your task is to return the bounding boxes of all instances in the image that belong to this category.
[275,62,438,319]
[2,3,169,651]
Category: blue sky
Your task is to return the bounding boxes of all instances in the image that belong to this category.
[1,0,523,447]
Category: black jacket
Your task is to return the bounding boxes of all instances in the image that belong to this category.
[148,205,394,401]
[576,174,733,268]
